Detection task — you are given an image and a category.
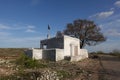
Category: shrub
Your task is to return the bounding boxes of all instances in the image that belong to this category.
[96,51,105,54]
[16,54,47,68]
[109,50,120,58]
[57,70,70,78]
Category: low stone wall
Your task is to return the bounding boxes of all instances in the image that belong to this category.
[80,49,88,59]
[25,49,33,58]
[42,49,56,61]
[25,48,88,61]
[25,48,64,61]
[70,49,88,61]
[70,56,82,61]
[55,49,64,61]
[25,49,42,60]
[42,49,64,61]
[33,49,42,59]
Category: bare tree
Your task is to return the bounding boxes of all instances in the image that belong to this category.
[64,19,106,48]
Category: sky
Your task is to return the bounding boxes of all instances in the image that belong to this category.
[0,0,120,52]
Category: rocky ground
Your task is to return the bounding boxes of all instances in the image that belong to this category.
[0,48,120,80]
[0,56,101,80]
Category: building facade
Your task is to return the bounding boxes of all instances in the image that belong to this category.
[25,35,88,61]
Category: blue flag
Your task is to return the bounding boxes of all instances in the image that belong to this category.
[48,25,50,30]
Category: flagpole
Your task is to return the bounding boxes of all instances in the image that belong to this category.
[47,25,50,39]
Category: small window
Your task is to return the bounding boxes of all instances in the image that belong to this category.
[43,45,47,49]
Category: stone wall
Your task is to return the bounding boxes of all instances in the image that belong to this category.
[64,35,80,56]
[32,49,42,59]
[42,49,64,61]
[79,49,88,59]
[42,49,56,61]
[70,56,82,61]
[70,49,88,61]
[25,48,88,62]
[25,48,64,61]
[55,49,64,61]
[40,37,64,49]
[25,49,42,60]
[25,49,33,58]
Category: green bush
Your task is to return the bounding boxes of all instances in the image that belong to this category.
[57,70,70,78]
[96,51,105,54]
[16,54,47,68]
[109,49,120,58]
[110,53,120,58]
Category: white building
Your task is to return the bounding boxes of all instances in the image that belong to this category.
[25,35,88,61]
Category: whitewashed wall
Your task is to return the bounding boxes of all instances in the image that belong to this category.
[70,49,88,61]
[25,49,42,60]
[79,49,88,59]
[32,49,42,59]
[55,49,64,61]
[64,35,80,56]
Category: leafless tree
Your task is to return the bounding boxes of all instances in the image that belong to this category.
[64,19,106,48]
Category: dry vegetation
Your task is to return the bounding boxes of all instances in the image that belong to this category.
[0,48,120,80]
[0,48,25,58]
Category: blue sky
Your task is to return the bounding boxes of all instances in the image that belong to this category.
[0,0,120,52]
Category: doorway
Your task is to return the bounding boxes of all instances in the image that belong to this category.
[74,46,78,56]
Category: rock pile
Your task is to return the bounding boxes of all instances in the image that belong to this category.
[16,69,61,80]
[37,70,60,80]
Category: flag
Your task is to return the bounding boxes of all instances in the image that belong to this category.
[48,25,50,30]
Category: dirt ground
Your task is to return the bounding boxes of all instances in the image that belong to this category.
[99,55,120,80]
[0,53,120,80]
[63,54,120,80]
[0,57,101,80]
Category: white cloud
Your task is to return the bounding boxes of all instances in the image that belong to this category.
[0,23,26,30]
[116,19,120,22]
[0,32,11,36]
[26,29,35,32]
[114,1,120,7]
[86,40,120,52]
[0,23,42,48]
[0,36,44,48]
[106,29,120,36]
[101,19,120,30]
[100,18,120,38]
[0,23,37,33]
[7,37,41,43]
[27,25,35,29]
[110,8,115,11]
[25,25,36,32]
[0,24,10,30]
[89,10,114,19]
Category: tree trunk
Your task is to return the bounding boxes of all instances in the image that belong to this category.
[80,40,84,49]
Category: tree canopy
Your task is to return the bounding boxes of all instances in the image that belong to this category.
[64,19,106,48]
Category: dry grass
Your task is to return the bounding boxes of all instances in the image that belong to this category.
[0,48,26,58]
[0,48,102,80]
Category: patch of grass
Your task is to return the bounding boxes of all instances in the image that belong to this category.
[96,51,105,54]
[57,70,70,78]
[109,50,120,58]
[0,48,25,57]
[0,75,18,80]
[0,71,42,80]
[109,53,120,58]
[16,54,47,69]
